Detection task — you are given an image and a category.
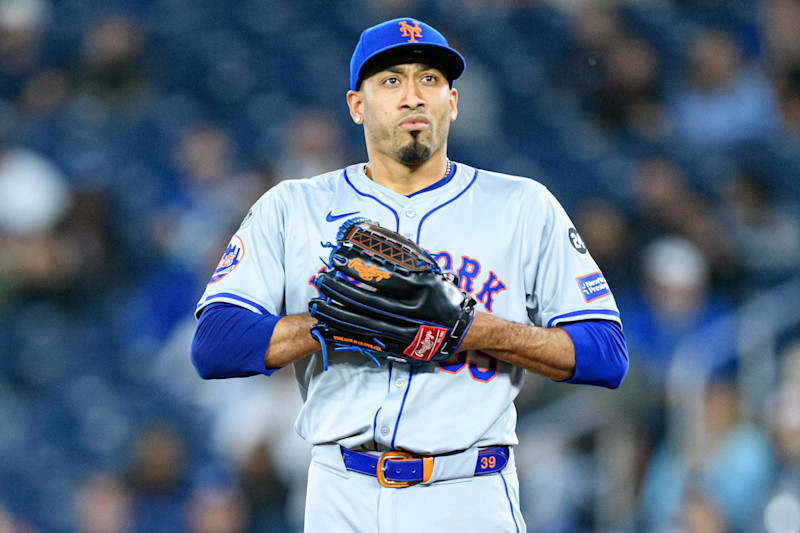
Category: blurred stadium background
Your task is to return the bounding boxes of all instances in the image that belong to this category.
[1,0,799,531]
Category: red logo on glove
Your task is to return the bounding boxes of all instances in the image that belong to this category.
[403,326,447,361]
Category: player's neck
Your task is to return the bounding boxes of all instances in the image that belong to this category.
[364,153,450,196]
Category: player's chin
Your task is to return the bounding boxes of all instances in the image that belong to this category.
[396,140,432,166]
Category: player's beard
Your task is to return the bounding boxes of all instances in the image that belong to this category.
[396,131,432,166]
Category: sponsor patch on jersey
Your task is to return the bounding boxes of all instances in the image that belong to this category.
[347,258,390,282]
[576,271,611,302]
[569,228,587,254]
[209,235,244,284]
[403,326,447,361]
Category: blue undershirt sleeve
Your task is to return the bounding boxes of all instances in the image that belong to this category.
[191,303,283,379]
[559,320,628,389]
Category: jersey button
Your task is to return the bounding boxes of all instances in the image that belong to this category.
[380,427,390,436]
[404,208,416,218]
[395,378,404,388]
[404,233,414,240]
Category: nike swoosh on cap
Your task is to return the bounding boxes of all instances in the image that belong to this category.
[326,210,360,222]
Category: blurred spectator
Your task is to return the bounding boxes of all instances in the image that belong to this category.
[640,380,775,531]
[239,443,292,533]
[448,52,504,152]
[0,144,71,301]
[0,0,50,98]
[150,317,309,529]
[127,424,188,533]
[186,485,248,533]
[595,36,667,142]
[668,27,780,149]
[155,121,254,271]
[126,122,266,346]
[720,169,800,286]
[0,140,114,306]
[0,145,70,237]
[186,463,248,533]
[276,109,347,181]
[73,15,150,114]
[763,342,800,533]
[622,236,736,384]
[630,155,739,287]
[75,474,133,533]
[557,4,626,110]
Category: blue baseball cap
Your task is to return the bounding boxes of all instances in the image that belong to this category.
[350,17,465,91]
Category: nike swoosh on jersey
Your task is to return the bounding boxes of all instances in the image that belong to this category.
[326,210,360,222]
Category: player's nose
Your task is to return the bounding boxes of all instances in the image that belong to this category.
[399,80,425,109]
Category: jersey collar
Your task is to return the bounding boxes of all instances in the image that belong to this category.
[348,161,470,204]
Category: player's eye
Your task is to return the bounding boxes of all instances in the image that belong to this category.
[382,76,400,86]
[422,74,437,83]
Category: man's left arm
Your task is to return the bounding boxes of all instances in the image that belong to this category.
[461,315,628,388]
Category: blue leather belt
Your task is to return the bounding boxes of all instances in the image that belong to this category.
[341,446,509,488]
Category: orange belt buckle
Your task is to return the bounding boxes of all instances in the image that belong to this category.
[376,451,414,488]
[376,451,434,488]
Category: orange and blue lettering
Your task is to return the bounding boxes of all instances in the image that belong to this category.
[475,271,506,312]
[435,251,453,271]
[469,350,498,383]
[437,351,467,374]
[457,256,481,293]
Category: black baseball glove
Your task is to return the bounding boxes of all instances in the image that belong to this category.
[308,218,476,368]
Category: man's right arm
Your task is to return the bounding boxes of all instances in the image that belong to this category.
[191,303,318,379]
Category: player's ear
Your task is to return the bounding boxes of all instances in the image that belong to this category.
[346,90,364,125]
[449,87,458,122]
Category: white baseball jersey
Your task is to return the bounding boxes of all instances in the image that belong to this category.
[196,162,621,455]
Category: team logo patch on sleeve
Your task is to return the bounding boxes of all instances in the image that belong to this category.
[209,235,245,284]
[576,271,611,302]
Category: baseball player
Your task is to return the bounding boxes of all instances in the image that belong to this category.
[191,17,628,532]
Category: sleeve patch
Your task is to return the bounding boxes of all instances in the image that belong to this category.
[576,271,611,302]
[209,235,245,284]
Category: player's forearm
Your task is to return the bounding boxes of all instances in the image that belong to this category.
[264,313,320,369]
[460,312,576,381]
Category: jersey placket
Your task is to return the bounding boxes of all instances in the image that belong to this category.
[372,198,421,448]
[397,200,419,242]
[374,364,413,448]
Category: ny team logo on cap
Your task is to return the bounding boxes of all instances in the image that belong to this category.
[349,17,465,91]
[398,20,422,42]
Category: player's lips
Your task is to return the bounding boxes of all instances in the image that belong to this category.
[398,115,429,130]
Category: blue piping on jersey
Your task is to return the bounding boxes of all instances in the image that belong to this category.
[372,407,381,448]
[500,472,520,533]
[406,162,457,197]
[372,362,393,448]
[198,293,270,315]
[547,309,620,327]
[391,366,413,449]
[416,169,479,243]
[344,169,400,232]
